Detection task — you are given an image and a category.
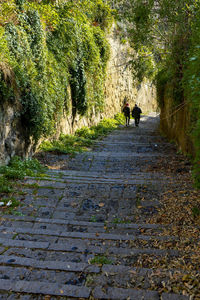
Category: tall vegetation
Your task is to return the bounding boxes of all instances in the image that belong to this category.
[0,0,112,141]
[112,0,200,186]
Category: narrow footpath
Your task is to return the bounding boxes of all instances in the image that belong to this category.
[0,114,199,299]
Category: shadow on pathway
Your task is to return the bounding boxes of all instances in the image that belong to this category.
[0,114,199,299]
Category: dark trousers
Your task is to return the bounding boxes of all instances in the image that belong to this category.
[125,116,130,126]
[135,116,140,126]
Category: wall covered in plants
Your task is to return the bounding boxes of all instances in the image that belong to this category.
[113,0,200,187]
[156,2,200,186]
[0,0,113,163]
[0,0,157,164]
[58,23,157,135]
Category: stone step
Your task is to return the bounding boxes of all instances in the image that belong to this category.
[5,243,179,260]
[0,265,88,293]
[47,169,173,181]
[89,265,199,295]
[23,179,66,189]
[0,235,180,259]
[0,238,49,250]
[0,114,194,299]
[24,175,170,186]
[0,263,192,299]
[0,214,166,229]
[2,258,191,278]
[0,225,178,243]
[0,231,181,259]
[94,143,173,153]
[92,286,189,300]
[64,157,172,174]
[0,279,91,298]
[102,136,166,143]
[94,141,168,146]
[0,215,170,235]
[68,151,168,158]
[0,262,196,290]
[3,215,194,240]
[0,255,99,273]
[0,279,189,299]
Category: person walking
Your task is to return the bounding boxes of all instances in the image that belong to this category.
[132,104,142,127]
[123,103,130,126]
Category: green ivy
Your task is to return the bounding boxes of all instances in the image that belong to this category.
[69,51,87,116]
[114,0,200,187]
[39,114,125,155]
[0,0,112,141]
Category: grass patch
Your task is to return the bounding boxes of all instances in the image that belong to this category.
[12,211,25,216]
[17,191,27,196]
[90,255,113,265]
[0,176,13,194]
[23,183,40,189]
[112,217,131,224]
[0,156,47,180]
[39,114,125,155]
[40,135,93,154]
[89,215,97,222]
[0,156,47,214]
[0,197,21,214]
[136,197,142,208]
[192,206,200,218]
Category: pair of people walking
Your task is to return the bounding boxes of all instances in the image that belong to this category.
[122,103,142,127]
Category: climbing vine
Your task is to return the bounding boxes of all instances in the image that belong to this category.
[183,2,200,187]
[113,0,200,186]
[0,0,112,141]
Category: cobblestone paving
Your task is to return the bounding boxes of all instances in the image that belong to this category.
[0,115,192,299]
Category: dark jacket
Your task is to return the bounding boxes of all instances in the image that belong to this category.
[132,106,142,118]
[123,106,130,117]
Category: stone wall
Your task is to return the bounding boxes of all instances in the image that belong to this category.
[104,26,157,116]
[0,25,158,165]
[159,88,193,154]
[59,25,158,135]
[0,100,33,165]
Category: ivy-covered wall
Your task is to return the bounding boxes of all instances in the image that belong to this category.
[42,23,158,136]
[159,87,193,155]
[156,6,200,186]
[0,0,112,163]
[0,0,157,164]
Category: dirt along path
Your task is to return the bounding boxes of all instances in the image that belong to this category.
[0,114,199,299]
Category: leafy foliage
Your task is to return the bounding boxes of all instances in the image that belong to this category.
[0,156,47,179]
[113,0,200,186]
[0,176,13,194]
[0,156,46,213]
[90,255,113,265]
[40,135,93,154]
[0,0,112,140]
[39,114,125,154]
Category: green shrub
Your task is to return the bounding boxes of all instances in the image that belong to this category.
[40,116,124,154]
[0,177,13,194]
[40,134,93,154]
[114,113,126,124]
[0,156,46,180]
[155,68,171,108]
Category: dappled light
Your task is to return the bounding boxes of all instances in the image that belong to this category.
[0,1,199,299]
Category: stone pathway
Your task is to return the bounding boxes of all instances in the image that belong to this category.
[0,114,195,299]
